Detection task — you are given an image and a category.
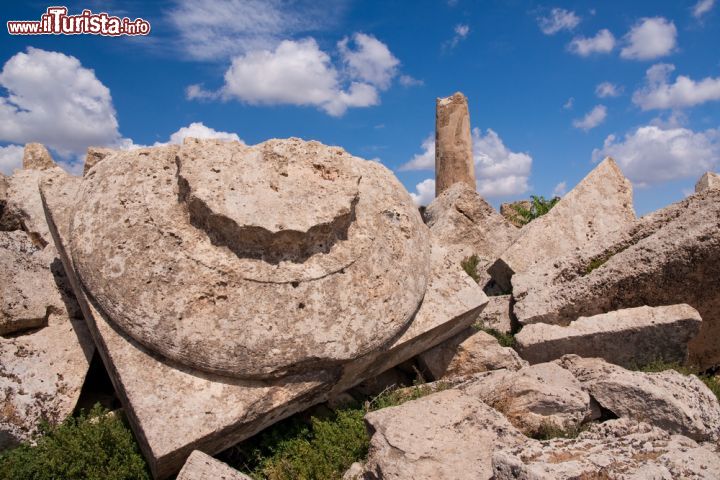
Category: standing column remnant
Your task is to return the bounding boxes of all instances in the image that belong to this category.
[435,92,476,196]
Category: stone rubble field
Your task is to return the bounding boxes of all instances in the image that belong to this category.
[1,93,719,479]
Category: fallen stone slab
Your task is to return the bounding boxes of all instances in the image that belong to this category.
[488,157,635,292]
[696,171,720,192]
[475,294,513,333]
[176,451,250,480]
[435,92,475,196]
[418,328,526,380]
[460,362,593,437]
[493,418,720,480]
[558,355,720,442]
[41,140,487,479]
[361,388,526,479]
[425,183,519,290]
[515,305,702,368]
[513,187,720,369]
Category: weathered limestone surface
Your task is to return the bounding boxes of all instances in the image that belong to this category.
[435,92,475,196]
[41,141,487,479]
[425,183,519,289]
[695,171,720,192]
[177,451,251,480]
[475,294,513,333]
[0,231,54,334]
[71,139,430,379]
[362,388,526,480]
[83,147,116,176]
[0,312,94,448]
[513,188,720,369]
[488,157,635,292]
[418,329,526,380]
[516,305,702,367]
[22,143,55,171]
[558,355,720,442]
[461,362,593,436]
[500,200,531,228]
[493,418,720,480]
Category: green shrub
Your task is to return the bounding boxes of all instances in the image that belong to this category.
[461,255,481,283]
[0,405,149,480]
[528,420,591,441]
[512,195,560,226]
[473,321,516,347]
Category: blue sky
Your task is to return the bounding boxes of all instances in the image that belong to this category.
[1,0,719,215]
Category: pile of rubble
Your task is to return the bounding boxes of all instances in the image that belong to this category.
[1,92,719,480]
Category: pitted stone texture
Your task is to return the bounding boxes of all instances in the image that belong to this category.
[488,157,635,292]
[513,188,720,369]
[70,139,430,379]
[0,231,56,334]
[435,92,475,196]
[0,313,93,448]
[461,362,593,437]
[475,295,513,333]
[558,355,720,442]
[22,143,55,171]
[418,329,526,380]
[42,171,486,479]
[177,451,251,480]
[83,147,116,176]
[425,183,519,289]
[516,305,702,368]
[695,171,719,192]
[362,388,526,480]
[493,419,720,480]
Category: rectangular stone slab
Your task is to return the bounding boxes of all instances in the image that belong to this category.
[40,173,487,479]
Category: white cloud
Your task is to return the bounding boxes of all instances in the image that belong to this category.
[0,47,125,158]
[409,178,435,206]
[338,33,399,89]
[563,97,575,109]
[168,0,336,61]
[573,105,607,131]
[218,38,380,116]
[0,144,23,175]
[592,125,720,185]
[164,122,243,145]
[552,181,567,197]
[567,29,615,56]
[538,8,581,35]
[445,24,470,49]
[620,17,677,60]
[399,134,434,171]
[596,82,622,98]
[404,128,532,200]
[693,0,716,18]
[398,75,423,87]
[632,63,720,110]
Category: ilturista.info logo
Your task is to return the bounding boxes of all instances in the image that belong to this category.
[7,6,151,36]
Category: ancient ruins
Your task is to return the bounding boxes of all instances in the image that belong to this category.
[1,92,719,479]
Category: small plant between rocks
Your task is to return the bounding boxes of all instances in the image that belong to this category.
[461,254,481,283]
[472,320,516,348]
[635,360,720,400]
[511,195,560,226]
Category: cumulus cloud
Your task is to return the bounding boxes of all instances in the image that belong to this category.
[538,8,580,35]
[195,35,400,116]
[592,125,720,185]
[620,17,677,60]
[0,47,125,158]
[567,29,616,56]
[632,63,720,110]
[552,181,567,197]
[0,144,23,175]
[444,24,470,49]
[573,105,607,131]
[168,0,337,61]
[692,0,715,18]
[403,128,532,201]
[409,178,436,206]
[596,82,622,98]
[163,122,243,145]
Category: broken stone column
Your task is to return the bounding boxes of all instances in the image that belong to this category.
[435,92,475,196]
[695,171,719,192]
